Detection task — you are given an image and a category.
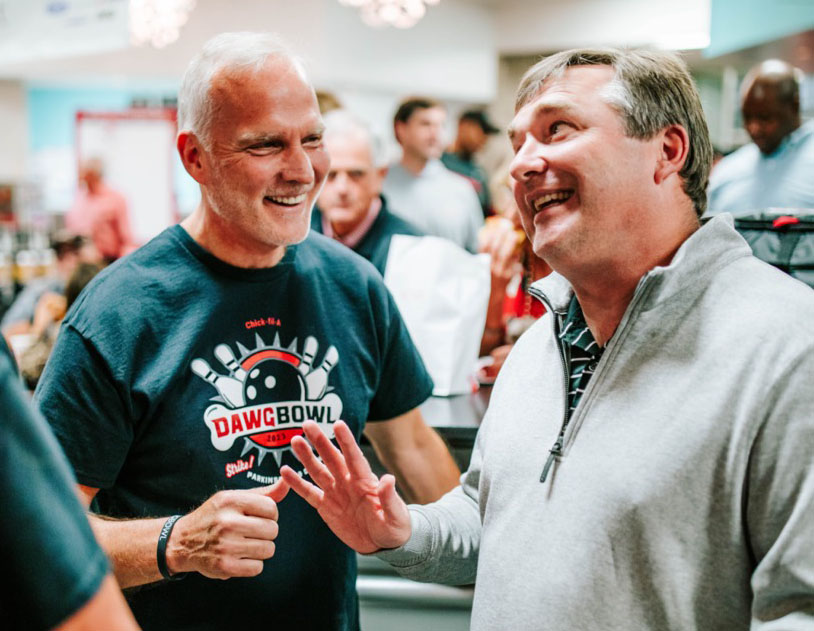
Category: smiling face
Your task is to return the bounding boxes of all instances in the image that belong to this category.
[508,65,660,273]
[197,57,329,264]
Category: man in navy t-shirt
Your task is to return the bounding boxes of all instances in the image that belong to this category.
[35,32,459,631]
[1,330,139,631]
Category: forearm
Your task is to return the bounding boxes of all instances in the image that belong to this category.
[377,486,480,585]
[87,513,172,588]
[480,276,509,356]
[377,427,460,504]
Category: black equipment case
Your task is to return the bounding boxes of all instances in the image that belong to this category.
[733,213,814,289]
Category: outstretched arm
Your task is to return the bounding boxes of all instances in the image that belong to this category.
[79,482,288,588]
[280,420,412,554]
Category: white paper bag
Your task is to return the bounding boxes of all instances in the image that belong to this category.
[384,235,490,396]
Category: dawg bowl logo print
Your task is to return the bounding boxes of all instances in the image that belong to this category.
[192,332,342,470]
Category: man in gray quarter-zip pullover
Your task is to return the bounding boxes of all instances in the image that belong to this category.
[277,48,814,630]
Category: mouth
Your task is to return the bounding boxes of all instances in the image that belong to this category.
[531,190,574,213]
[264,193,308,207]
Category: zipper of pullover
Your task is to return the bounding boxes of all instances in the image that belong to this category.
[529,274,655,484]
[527,287,570,483]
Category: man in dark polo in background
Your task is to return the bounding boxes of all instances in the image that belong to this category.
[278,48,814,631]
[311,109,422,275]
[35,31,459,631]
[707,59,814,215]
[442,109,500,216]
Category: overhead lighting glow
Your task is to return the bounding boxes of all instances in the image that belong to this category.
[339,0,440,29]
[130,0,196,48]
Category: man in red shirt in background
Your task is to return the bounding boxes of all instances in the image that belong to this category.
[66,158,135,262]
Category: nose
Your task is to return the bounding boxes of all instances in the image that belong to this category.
[281,144,315,184]
[332,171,351,195]
[510,132,547,183]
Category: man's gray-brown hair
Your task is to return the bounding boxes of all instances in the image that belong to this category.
[515,48,713,216]
[177,31,308,147]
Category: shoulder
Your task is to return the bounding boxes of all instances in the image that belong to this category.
[709,144,760,188]
[383,163,409,186]
[297,231,384,284]
[64,228,185,328]
[711,254,814,343]
[794,120,814,153]
[379,204,423,236]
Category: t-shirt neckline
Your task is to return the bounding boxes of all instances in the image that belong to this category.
[168,224,298,283]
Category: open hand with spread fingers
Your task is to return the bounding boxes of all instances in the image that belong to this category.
[280,420,412,554]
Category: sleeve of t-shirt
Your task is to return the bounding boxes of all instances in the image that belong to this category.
[34,322,134,489]
[0,352,109,630]
[366,283,434,422]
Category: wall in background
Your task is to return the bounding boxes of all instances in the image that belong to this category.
[0,80,27,181]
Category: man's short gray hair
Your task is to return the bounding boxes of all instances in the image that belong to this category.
[322,109,388,168]
[177,31,308,147]
[516,48,713,217]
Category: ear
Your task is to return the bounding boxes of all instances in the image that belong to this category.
[653,124,689,185]
[177,131,208,185]
[393,121,405,145]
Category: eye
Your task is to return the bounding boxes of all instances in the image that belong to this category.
[246,140,283,155]
[548,121,572,139]
[303,134,323,148]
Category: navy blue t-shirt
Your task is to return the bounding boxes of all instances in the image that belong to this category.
[1,341,109,630]
[35,226,433,631]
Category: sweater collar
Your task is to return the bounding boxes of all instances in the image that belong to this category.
[530,214,753,314]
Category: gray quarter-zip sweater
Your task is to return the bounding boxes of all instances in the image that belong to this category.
[378,215,814,629]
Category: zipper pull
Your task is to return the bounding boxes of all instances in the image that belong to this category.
[540,436,564,483]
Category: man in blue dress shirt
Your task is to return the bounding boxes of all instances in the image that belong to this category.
[707,59,814,216]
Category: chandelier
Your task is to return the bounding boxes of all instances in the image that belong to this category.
[130,0,196,48]
[338,0,441,29]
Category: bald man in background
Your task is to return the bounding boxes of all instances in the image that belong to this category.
[707,59,814,215]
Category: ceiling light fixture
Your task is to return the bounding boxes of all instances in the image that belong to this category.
[130,0,196,48]
[338,0,440,29]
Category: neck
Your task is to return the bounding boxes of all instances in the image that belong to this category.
[331,219,356,239]
[181,204,286,269]
[400,151,429,176]
[564,209,699,346]
[451,140,473,161]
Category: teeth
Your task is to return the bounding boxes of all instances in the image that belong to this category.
[267,193,307,205]
[533,191,571,211]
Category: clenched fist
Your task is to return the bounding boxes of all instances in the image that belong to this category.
[165,483,287,579]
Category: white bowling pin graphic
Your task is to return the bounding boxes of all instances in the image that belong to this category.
[214,344,247,382]
[191,358,246,408]
[298,336,318,376]
[304,345,339,399]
